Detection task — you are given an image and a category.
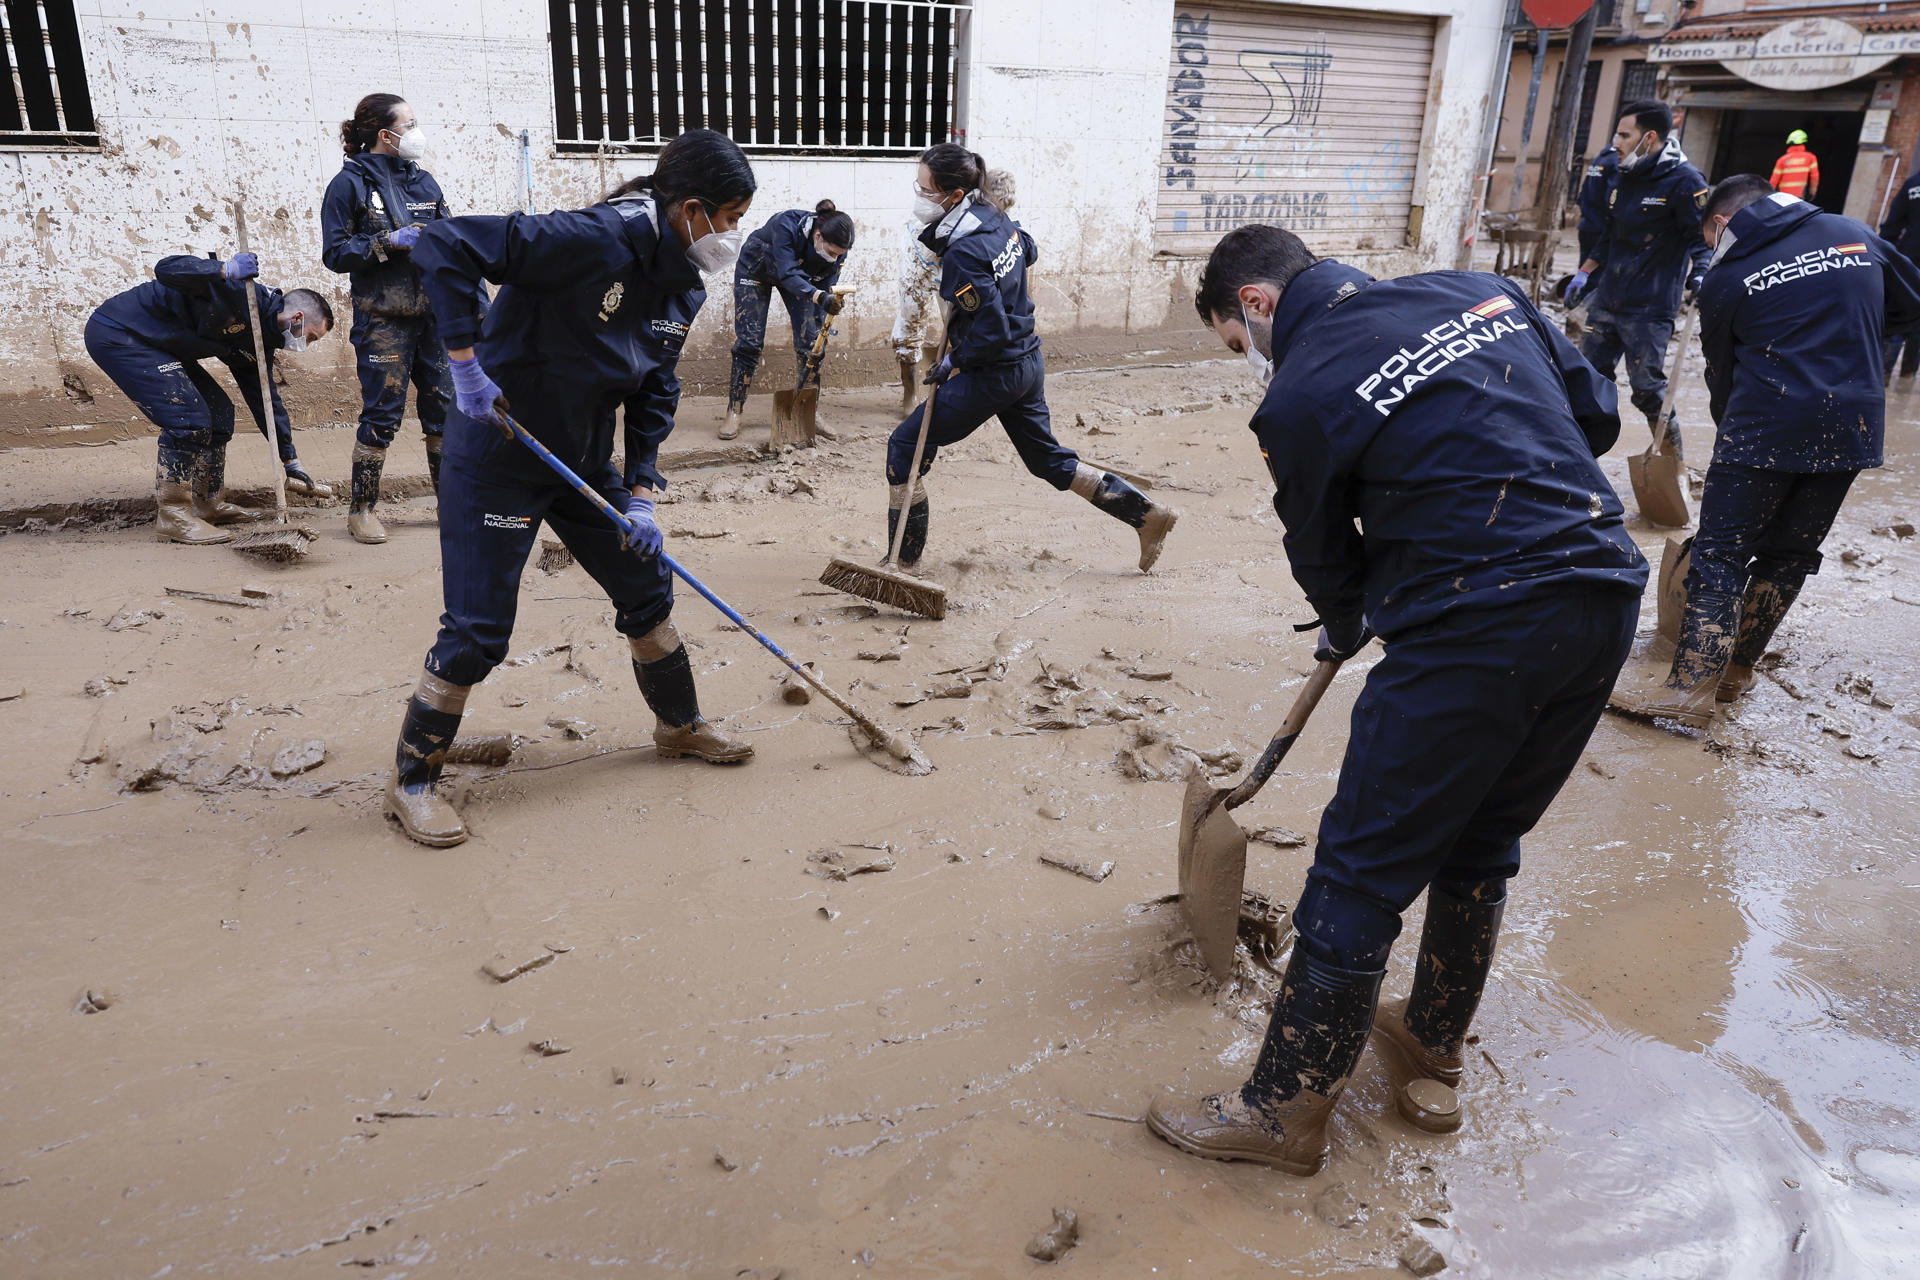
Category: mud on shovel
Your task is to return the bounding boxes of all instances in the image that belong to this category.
[772,285,855,448]
[1179,658,1342,980]
[498,410,932,775]
[1628,303,1695,530]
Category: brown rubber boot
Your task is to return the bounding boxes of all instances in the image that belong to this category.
[156,473,232,545]
[1717,578,1799,702]
[653,717,755,763]
[898,354,919,408]
[1145,1088,1339,1175]
[384,673,469,848]
[1136,502,1179,573]
[347,442,389,545]
[1608,587,1740,730]
[632,632,755,764]
[719,399,744,441]
[1069,463,1179,572]
[191,443,252,524]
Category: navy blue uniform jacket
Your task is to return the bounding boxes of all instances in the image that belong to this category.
[1252,261,1647,640]
[93,254,293,433]
[412,195,704,492]
[1592,140,1712,317]
[320,153,449,317]
[919,198,1040,370]
[1700,193,1920,472]
[1877,167,1920,264]
[743,208,845,300]
[1576,147,1617,263]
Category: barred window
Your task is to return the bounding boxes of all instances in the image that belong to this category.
[1,0,97,149]
[549,0,963,155]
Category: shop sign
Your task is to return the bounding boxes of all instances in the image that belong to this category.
[1652,17,1898,91]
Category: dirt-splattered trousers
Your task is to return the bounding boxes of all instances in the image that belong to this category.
[890,221,941,358]
[351,312,452,449]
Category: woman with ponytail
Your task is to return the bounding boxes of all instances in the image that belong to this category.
[721,198,856,439]
[884,143,1177,574]
[321,92,455,543]
[379,129,758,849]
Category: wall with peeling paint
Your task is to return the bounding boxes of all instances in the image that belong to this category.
[1,0,1502,443]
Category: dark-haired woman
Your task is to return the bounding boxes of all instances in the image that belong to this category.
[721,199,855,439]
[322,92,455,545]
[381,129,757,849]
[887,144,1177,572]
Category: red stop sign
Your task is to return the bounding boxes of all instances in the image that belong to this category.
[1522,0,1594,27]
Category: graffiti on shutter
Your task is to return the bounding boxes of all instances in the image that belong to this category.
[1157,4,1436,253]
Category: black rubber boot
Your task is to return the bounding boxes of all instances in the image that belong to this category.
[1609,587,1741,729]
[385,696,466,846]
[1719,577,1800,702]
[635,648,753,763]
[1401,881,1507,1068]
[1089,472,1154,527]
[348,443,388,544]
[191,441,250,524]
[425,436,444,494]
[887,497,930,567]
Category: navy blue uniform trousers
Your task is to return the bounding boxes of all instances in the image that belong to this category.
[1689,464,1858,600]
[1294,589,1639,971]
[424,410,673,688]
[885,351,1079,488]
[730,263,825,401]
[1580,307,1674,425]
[352,311,452,448]
[83,315,296,472]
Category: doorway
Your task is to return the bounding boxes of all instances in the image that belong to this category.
[1710,108,1862,213]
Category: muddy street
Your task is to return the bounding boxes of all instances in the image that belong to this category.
[3,358,1918,1277]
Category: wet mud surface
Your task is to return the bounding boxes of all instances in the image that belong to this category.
[2,363,1918,1276]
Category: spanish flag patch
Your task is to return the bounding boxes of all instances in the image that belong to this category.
[955,282,980,312]
[1836,242,1867,254]
[1468,295,1517,320]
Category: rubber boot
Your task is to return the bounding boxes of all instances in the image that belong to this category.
[347,443,389,545]
[1718,577,1799,702]
[720,396,745,441]
[425,435,444,495]
[635,646,754,763]
[897,353,919,408]
[384,674,469,847]
[1146,948,1385,1173]
[1371,881,1507,1133]
[1608,587,1741,729]
[191,442,251,524]
[285,462,333,499]
[1070,464,1179,572]
[887,484,930,567]
[156,472,232,544]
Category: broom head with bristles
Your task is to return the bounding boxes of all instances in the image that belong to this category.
[819,556,947,620]
[229,525,316,562]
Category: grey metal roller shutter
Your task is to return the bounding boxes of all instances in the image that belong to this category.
[1157,3,1437,254]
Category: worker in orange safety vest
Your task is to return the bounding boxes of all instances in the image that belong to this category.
[1770,130,1820,200]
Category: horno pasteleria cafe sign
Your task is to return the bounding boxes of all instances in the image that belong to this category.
[1652,17,1920,92]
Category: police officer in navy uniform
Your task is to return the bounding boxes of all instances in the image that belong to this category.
[381,130,758,850]
[721,199,854,440]
[322,92,456,545]
[1574,144,1618,265]
[1610,178,1920,729]
[1876,160,1920,382]
[84,253,334,545]
[1147,223,1646,1173]
[1565,101,1711,461]
[885,143,1178,574]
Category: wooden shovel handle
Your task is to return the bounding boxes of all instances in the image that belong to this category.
[1222,658,1342,811]
[1649,303,1699,460]
[883,331,951,568]
[233,202,289,523]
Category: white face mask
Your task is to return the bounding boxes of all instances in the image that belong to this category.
[684,205,744,273]
[1617,131,1655,172]
[1240,301,1273,385]
[281,314,309,352]
[911,183,949,227]
[393,123,429,162]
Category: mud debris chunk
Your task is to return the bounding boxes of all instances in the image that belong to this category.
[1024,1207,1079,1262]
[1247,825,1305,848]
[529,1038,571,1057]
[83,678,111,698]
[1040,852,1114,883]
[1116,723,1242,782]
[482,951,557,983]
[546,717,595,740]
[268,739,326,778]
[1399,1237,1447,1276]
[76,988,114,1014]
[714,1151,739,1172]
[1313,1181,1367,1229]
[105,608,165,632]
[807,847,897,881]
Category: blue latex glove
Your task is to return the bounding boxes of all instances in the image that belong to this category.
[1563,269,1589,303]
[1683,272,1704,306]
[386,225,421,251]
[922,355,953,386]
[223,252,259,282]
[1314,619,1373,665]
[449,354,508,436]
[622,490,662,557]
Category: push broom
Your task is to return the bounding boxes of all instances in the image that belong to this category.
[499,411,932,776]
[227,200,315,562]
[816,337,949,620]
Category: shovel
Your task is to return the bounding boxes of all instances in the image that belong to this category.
[772,285,855,447]
[1179,658,1342,980]
[1627,304,1695,530]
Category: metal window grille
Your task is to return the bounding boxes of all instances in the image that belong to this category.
[549,0,962,155]
[1,0,97,149]
[1616,60,1658,119]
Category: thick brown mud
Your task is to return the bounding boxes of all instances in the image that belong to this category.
[2,363,1917,1276]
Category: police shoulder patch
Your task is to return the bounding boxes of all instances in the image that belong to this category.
[954,282,980,312]
[1694,187,1710,211]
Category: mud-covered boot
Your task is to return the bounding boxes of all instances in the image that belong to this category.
[348,443,389,545]
[191,442,252,525]
[632,633,754,764]
[155,445,231,545]
[1069,463,1179,572]
[897,352,920,408]
[284,462,333,500]
[1372,881,1507,1133]
[886,483,930,567]
[1608,587,1740,729]
[1147,948,1384,1173]
[1649,537,1693,664]
[1718,577,1799,703]
[720,397,745,441]
[384,673,469,847]
[424,435,444,495]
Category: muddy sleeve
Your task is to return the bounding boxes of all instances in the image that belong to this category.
[1699,294,1735,427]
[1878,233,1920,334]
[940,250,1012,367]
[320,170,381,275]
[153,254,229,298]
[1527,290,1620,455]
[770,221,821,302]
[413,210,629,349]
[622,365,679,492]
[1257,407,1366,630]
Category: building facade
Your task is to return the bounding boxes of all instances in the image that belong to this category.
[0,0,1504,442]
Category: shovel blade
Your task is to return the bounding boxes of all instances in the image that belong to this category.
[1629,447,1689,529]
[1178,772,1249,981]
[770,388,817,449]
